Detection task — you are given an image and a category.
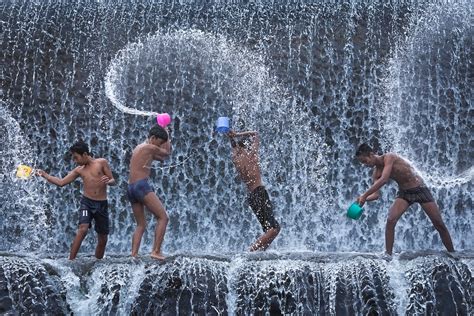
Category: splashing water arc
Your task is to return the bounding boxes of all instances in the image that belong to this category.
[103,28,330,253]
[105,29,279,121]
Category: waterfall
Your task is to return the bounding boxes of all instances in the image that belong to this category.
[1,253,471,314]
[0,0,472,314]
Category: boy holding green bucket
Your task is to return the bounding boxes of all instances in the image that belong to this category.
[354,143,454,256]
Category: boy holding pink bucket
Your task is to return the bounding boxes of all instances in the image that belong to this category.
[127,125,171,260]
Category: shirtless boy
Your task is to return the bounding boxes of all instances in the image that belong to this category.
[355,143,454,255]
[128,125,171,260]
[228,130,280,251]
[37,141,115,260]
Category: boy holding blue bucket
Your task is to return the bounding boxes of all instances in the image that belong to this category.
[354,143,454,256]
[227,130,281,251]
[37,141,115,260]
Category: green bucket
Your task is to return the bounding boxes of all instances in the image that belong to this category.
[347,202,364,220]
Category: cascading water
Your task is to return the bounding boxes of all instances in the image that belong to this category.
[380,1,473,252]
[0,102,49,252]
[0,0,472,314]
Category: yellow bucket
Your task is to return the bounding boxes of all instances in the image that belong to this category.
[16,165,33,179]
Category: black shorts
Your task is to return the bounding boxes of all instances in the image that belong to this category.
[79,196,109,235]
[397,186,435,205]
[247,186,280,232]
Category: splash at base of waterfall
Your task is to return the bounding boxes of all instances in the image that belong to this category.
[1,251,472,314]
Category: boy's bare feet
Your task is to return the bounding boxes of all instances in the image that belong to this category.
[379,251,393,262]
[151,252,166,260]
[444,251,460,261]
[249,241,266,252]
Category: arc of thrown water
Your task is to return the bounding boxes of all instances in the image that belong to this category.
[103,29,281,172]
[105,40,158,117]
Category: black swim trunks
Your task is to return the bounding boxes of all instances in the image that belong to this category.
[79,196,109,235]
[247,186,280,232]
[127,178,153,204]
[397,186,435,205]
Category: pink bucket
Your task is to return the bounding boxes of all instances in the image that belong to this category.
[156,113,171,127]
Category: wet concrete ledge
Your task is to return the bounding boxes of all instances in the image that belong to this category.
[0,251,472,315]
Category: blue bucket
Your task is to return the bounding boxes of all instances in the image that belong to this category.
[347,202,364,220]
[216,117,230,133]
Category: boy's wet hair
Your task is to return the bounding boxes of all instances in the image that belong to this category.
[70,140,90,156]
[355,143,373,157]
[149,125,168,141]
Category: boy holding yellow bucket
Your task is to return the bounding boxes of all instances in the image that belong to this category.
[37,141,115,260]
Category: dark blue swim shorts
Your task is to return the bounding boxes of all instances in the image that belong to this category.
[127,178,154,204]
[79,196,109,235]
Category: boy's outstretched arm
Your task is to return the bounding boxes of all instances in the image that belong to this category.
[37,168,80,187]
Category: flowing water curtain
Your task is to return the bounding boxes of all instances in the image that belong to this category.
[1,0,471,254]
[0,1,473,314]
[0,102,49,252]
[382,1,472,186]
[380,1,473,250]
[105,28,330,252]
[2,0,395,254]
